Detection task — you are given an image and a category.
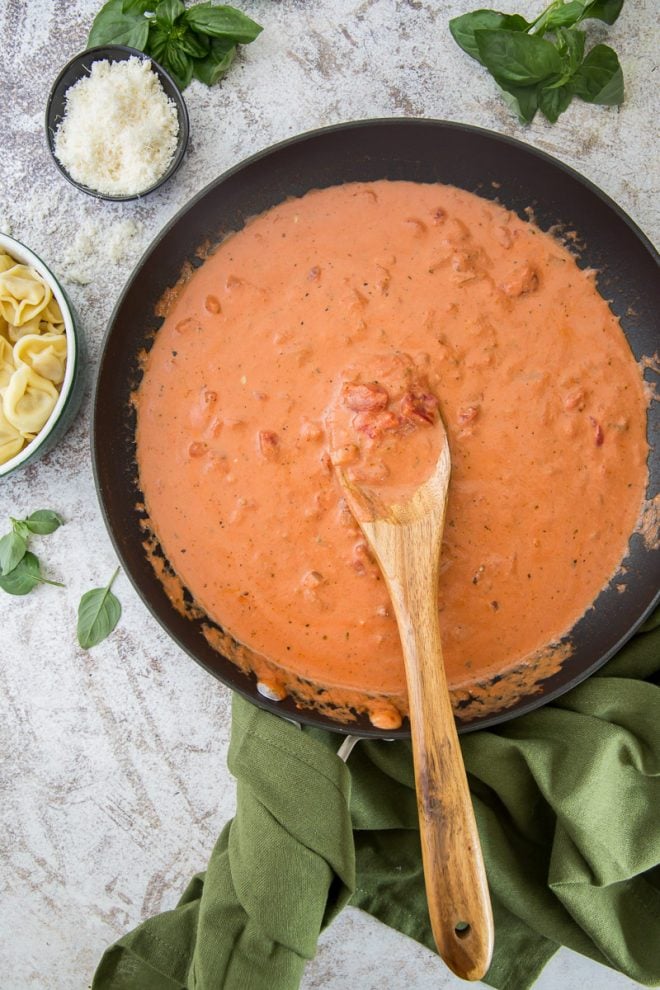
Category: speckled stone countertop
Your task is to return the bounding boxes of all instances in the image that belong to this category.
[1,1,657,987]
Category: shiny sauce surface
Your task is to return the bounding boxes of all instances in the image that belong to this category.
[136,181,648,724]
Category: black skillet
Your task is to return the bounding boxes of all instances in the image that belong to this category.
[93,119,659,739]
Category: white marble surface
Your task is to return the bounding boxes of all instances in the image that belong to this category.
[1,1,657,987]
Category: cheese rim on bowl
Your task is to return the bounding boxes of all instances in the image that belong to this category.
[0,233,83,478]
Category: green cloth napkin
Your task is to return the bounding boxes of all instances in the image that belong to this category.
[93,610,660,990]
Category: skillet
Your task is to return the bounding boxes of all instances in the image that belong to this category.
[92,118,659,739]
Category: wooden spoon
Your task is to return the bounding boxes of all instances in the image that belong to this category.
[334,415,494,981]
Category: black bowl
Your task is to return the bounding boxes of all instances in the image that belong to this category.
[45,45,189,202]
[93,119,660,737]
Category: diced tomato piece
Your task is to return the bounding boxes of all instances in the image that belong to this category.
[563,388,584,411]
[258,430,279,460]
[589,416,604,446]
[401,390,438,425]
[500,263,538,297]
[457,405,479,425]
[352,540,374,574]
[342,382,389,412]
[354,409,400,438]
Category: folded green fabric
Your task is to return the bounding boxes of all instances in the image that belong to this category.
[93,610,660,990]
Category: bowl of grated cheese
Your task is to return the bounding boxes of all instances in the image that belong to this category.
[45,46,189,202]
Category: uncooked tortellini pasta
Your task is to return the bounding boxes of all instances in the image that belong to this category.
[3,365,59,435]
[0,302,61,343]
[0,404,23,463]
[0,264,54,327]
[0,247,68,466]
[14,334,67,385]
[0,336,14,392]
[0,252,16,275]
[6,316,40,342]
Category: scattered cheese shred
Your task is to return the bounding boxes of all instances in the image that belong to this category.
[53,57,180,197]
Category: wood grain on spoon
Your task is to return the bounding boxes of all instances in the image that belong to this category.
[333,404,494,981]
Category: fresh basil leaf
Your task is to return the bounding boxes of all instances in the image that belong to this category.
[0,532,27,575]
[476,29,563,86]
[497,82,539,123]
[581,0,624,25]
[163,45,194,88]
[184,4,263,44]
[0,551,41,595]
[147,22,170,60]
[573,44,623,104]
[77,569,122,649]
[192,37,236,85]
[535,1,587,32]
[122,0,157,12]
[0,552,64,596]
[449,9,529,63]
[23,509,64,536]
[88,0,150,48]
[165,44,191,77]
[539,81,574,121]
[10,518,31,540]
[556,26,586,73]
[545,25,585,88]
[179,27,211,58]
[155,0,184,29]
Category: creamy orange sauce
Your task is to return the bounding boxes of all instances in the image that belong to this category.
[136,181,648,725]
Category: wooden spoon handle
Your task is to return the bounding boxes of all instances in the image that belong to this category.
[368,518,494,980]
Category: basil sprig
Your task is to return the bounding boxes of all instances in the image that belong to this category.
[88,0,263,90]
[449,0,624,124]
[0,510,64,595]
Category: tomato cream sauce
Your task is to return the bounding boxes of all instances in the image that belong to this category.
[136,181,649,727]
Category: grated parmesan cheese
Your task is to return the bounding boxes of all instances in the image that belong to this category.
[53,57,180,197]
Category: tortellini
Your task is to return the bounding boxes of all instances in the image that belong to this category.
[0,252,16,275]
[3,365,59,436]
[13,334,67,385]
[0,268,64,343]
[6,321,38,343]
[0,264,54,327]
[0,248,68,466]
[6,311,65,342]
[0,337,14,392]
[0,404,23,463]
